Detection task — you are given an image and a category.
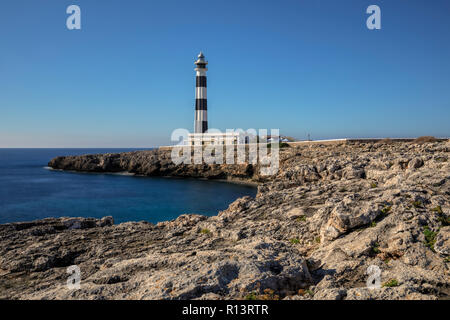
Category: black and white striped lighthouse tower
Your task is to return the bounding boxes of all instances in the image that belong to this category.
[194,52,208,134]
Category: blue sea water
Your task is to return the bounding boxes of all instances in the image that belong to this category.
[0,149,256,224]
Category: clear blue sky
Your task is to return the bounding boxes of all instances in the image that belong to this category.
[0,0,449,147]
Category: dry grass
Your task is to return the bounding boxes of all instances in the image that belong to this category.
[413,136,437,144]
[377,138,394,144]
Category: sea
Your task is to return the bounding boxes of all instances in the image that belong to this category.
[0,149,256,225]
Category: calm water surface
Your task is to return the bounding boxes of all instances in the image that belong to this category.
[0,149,256,224]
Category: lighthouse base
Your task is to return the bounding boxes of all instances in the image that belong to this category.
[187,132,247,146]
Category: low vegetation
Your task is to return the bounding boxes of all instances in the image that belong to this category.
[244,289,280,300]
[381,205,392,215]
[431,206,443,215]
[413,136,437,144]
[423,226,438,251]
[412,201,422,208]
[431,206,449,226]
[382,279,399,288]
[244,291,258,300]
[372,242,381,254]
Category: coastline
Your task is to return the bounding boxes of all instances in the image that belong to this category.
[1,139,449,300]
[45,164,259,186]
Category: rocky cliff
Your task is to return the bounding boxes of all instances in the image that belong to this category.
[1,140,449,300]
[48,148,261,182]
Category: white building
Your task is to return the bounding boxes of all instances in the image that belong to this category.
[187,132,247,146]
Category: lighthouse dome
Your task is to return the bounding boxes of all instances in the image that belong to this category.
[195,51,208,68]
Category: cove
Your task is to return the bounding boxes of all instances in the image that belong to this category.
[0,148,257,224]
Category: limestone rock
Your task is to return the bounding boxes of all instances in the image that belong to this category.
[434,226,449,256]
[0,140,448,300]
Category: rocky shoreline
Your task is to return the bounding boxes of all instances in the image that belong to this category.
[47,148,264,182]
[1,140,449,300]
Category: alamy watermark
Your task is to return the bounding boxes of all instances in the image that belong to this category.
[170,128,280,176]
[66,265,81,290]
[366,5,381,30]
[366,265,382,289]
[66,5,81,30]
[65,5,381,30]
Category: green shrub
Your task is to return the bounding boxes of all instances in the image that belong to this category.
[200,228,210,235]
[382,279,399,288]
[412,201,422,208]
[423,226,437,251]
[289,238,300,244]
[244,292,258,300]
[298,288,314,297]
[244,289,280,300]
[431,206,443,214]
[296,215,307,223]
[381,205,392,214]
[372,243,381,254]
[432,206,449,226]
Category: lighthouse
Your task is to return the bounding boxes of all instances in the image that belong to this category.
[187,52,245,147]
[194,52,208,134]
